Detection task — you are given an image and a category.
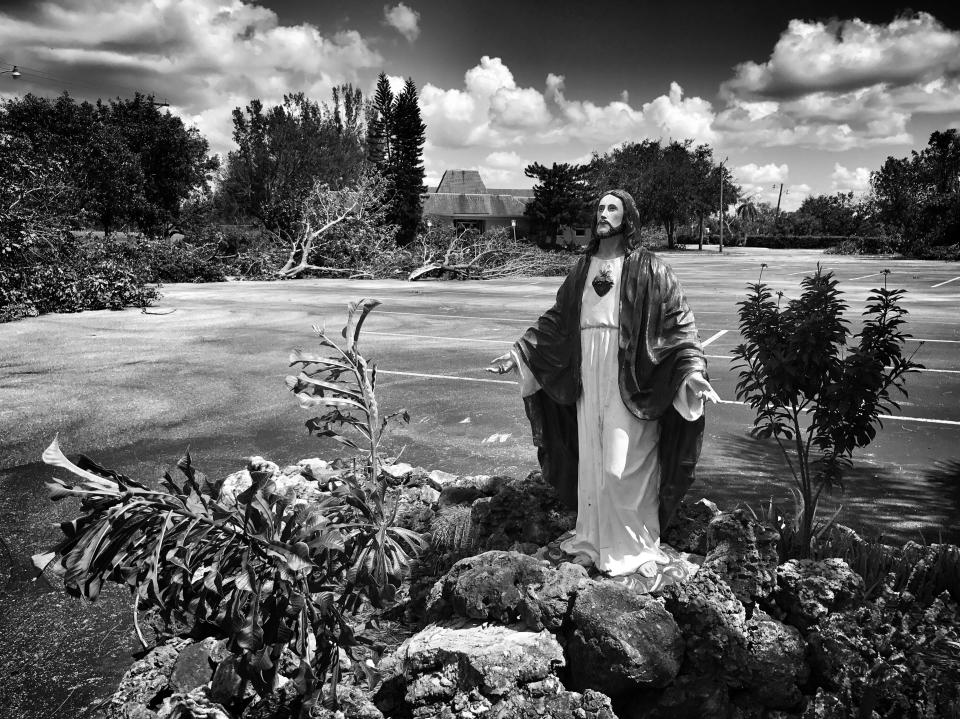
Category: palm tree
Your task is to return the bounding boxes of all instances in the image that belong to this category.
[736,199,760,246]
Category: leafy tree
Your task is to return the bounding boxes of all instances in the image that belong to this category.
[386,78,426,245]
[872,129,960,248]
[587,139,739,248]
[523,162,593,243]
[732,265,921,557]
[222,89,367,242]
[102,93,216,235]
[0,92,214,237]
[791,192,861,236]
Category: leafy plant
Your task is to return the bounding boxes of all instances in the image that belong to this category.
[732,264,922,557]
[34,300,424,714]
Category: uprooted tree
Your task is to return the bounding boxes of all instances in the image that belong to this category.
[276,170,399,278]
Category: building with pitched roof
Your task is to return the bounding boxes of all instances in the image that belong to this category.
[422,170,533,238]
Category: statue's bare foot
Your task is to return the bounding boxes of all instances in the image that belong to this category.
[636,560,658,578]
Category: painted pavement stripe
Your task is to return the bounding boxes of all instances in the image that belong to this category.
[701,330,727,347]
[848,273,881,281]
[377,370,517,385]
[932,276,960,288]
[364,331,513,345]
[375,371,960,427]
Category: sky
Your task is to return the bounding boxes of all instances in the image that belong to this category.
[1,0,959,211]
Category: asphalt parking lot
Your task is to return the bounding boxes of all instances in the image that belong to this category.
[1,246,958,718]
[2,247,959,548]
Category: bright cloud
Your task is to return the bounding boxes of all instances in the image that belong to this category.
[0,0,382,155]
[722,13,960,100]
[419,56,719,159]
[383,3,420,43]
[716,13,960,151]
[485,151,527,169]
[734,163,790,206]
[830,163,872,194]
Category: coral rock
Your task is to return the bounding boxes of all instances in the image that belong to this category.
[774,558,864,630]
[662,498,721,555]
[567,580,684,696]
[742,609,809,709]
[426,550,588,631]
[702,509,780,606]
[658,566,747,678]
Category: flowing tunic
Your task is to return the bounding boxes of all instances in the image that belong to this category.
[515,254,709,577]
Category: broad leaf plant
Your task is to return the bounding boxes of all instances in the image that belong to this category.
[732,265,921,557]
[34,299,423,715]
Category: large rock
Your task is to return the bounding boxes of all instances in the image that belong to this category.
[658,566,748,678]
[438,474,505,506]
[774,558,864,630]
[469,473,576,551]
[374,621,614,717]
[702,509,780,606]
[662,498,721,555]
[100,638,191,719]
[426,550,588,631]
[741,609,809,708]
[623,675,731,719]
[169,638,218,694]
[567,580,684,696]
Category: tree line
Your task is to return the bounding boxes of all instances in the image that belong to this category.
[523,130,960,258]
[523,139,738,249]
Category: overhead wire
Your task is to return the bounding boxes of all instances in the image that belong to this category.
[0,56,169,104]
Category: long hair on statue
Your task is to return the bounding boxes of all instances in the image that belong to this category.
[585,188,643,255]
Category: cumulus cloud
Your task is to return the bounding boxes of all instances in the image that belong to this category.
[383,3,420,43]
[716,12,960,151]
[830,163,872,194]
[485,151,527,169]
[722,13,960,100]
[734,163,790,206]
[0,0,382,154]
[419,56,718,155]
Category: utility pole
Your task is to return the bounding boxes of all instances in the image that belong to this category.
[719,158,727,254]
[774,183,784,222]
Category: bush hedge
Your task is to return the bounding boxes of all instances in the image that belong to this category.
[1,233,161,322]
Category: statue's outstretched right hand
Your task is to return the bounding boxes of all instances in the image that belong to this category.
[486,352,517,375]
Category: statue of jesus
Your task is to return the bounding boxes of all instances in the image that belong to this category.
[489,189,719,578]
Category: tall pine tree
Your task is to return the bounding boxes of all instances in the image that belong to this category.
[389,78,426,245]
[366,73,393,167]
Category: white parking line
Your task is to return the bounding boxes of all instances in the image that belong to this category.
[701,330,727,347]
[932,276,960,288]
[377,370,517,385]
[364,331,513,345]
[848,273,881,281]
[375,371,960,427]
[376,310,529,323]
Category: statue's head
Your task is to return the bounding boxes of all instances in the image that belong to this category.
[587,189,642,254]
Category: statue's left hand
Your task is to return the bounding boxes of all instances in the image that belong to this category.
[688,373,721,404]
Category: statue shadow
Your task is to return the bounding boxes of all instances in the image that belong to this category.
[698,431,960,547]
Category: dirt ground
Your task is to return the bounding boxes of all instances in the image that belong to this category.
[1,246,958,718]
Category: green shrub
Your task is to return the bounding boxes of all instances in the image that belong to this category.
[1,233,161,321]
[733,265,922,557]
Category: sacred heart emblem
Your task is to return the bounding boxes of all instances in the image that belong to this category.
[592,265,614,296]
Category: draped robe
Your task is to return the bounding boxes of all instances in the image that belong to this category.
[515,247,708,536]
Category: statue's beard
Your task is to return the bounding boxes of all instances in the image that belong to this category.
[596,221,624,239]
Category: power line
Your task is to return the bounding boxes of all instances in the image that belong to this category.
[0,57,169,104]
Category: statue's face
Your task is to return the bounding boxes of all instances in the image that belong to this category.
[596,194,624,238]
